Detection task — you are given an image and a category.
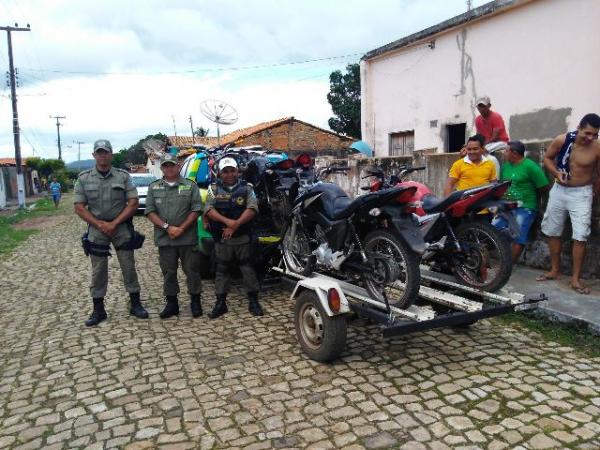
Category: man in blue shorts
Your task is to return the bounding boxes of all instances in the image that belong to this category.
[494,141,549,263]
[49,177,62,208]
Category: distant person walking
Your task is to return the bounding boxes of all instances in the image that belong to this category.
[49,177,62,208]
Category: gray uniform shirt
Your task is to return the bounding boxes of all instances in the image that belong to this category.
[73,166,138,246]
[73,166,138,220]
[145,176,202,246]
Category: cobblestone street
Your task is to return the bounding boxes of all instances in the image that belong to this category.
[1,215,599,450]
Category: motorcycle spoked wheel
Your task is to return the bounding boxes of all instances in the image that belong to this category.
[362,253,399,304]
[282,221,315,276]
[363,230,421,309]
[453,221,512,292]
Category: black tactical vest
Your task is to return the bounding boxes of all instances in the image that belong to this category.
[209,180,253,241]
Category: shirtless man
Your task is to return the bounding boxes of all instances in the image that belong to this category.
[537,113,600,294]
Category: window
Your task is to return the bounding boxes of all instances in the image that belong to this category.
[446,123,466,153]
[389,131,415,156]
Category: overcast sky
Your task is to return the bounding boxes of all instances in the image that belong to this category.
[0,0,488,162]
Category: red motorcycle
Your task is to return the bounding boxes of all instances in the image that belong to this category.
[364,166,518,292]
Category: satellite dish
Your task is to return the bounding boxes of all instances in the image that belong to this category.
[199,99,239,146]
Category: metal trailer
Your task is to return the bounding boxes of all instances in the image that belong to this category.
[271,264,547,362]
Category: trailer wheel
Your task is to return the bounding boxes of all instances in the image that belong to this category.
[294,291,347,362]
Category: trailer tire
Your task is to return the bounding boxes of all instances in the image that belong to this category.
[294,291,347,362]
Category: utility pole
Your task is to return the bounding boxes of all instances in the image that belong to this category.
[171,115,177,137]
[189,115,195,143]
[1,23,31,208]
[74,140,85,172]
[50,115,66,160]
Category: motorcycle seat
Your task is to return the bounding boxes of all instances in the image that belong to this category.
[422,184,494,214]
[312,184,405,220]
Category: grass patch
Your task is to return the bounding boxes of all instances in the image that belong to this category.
[0,196,69,255]
[496,312,600,358]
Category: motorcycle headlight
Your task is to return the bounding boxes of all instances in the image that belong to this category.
[369,208,381,217]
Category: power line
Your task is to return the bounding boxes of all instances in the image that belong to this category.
[19,52,364,76]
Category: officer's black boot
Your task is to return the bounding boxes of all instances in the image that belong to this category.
[208,294,228,319]
[160,295,179,319]
[248,292,264,317]
[129,292,149,319]
[190,294,203,318]
[85,297,107,327]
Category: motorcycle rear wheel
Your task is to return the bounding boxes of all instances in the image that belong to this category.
[363,230,420,309]
[453,221,512,292]
[282,221,315,276]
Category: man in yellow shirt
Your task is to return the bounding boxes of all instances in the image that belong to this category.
[444,134,497,196]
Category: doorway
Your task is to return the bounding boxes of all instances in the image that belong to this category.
[446,123,466,153]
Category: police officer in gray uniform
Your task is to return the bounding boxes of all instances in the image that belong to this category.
[205,156,263,318]
[145,153,204,318]
[74,139,149,326]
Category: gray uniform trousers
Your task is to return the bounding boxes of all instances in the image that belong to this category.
[89,223,140,298]
[158,245,202,296]
[214,235,260,295]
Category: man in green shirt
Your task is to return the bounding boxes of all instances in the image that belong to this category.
[496,140,550,262]
[145,153,204,319]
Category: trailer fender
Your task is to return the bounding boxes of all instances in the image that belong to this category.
[290,277,351,316]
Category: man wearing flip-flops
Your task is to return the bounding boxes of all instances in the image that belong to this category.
[537,113,600,295]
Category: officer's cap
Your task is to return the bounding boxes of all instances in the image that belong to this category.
[160,153,179,166]
[93,139,113,153]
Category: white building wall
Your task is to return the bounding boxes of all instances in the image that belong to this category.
[0,170,6,209]
[362,0,600,156]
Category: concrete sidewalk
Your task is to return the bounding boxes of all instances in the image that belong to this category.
[505,264,600,335]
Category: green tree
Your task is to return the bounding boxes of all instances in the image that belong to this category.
[327,63,361,139]
[125,133,168,165]
[111,148,128,169]
[194,127,210,137]
[25,157,42,171]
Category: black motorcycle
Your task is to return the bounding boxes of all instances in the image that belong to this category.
[281,166,422,309]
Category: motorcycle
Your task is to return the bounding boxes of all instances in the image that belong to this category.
[281,163,423,309]
[244,153,304,233]
[365,165,518,292]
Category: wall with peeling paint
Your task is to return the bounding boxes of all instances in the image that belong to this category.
[361,0,600,156]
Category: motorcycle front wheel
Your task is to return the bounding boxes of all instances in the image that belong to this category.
[282,220,315,276]
[363,230,420,309]
[453,221,512,292]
